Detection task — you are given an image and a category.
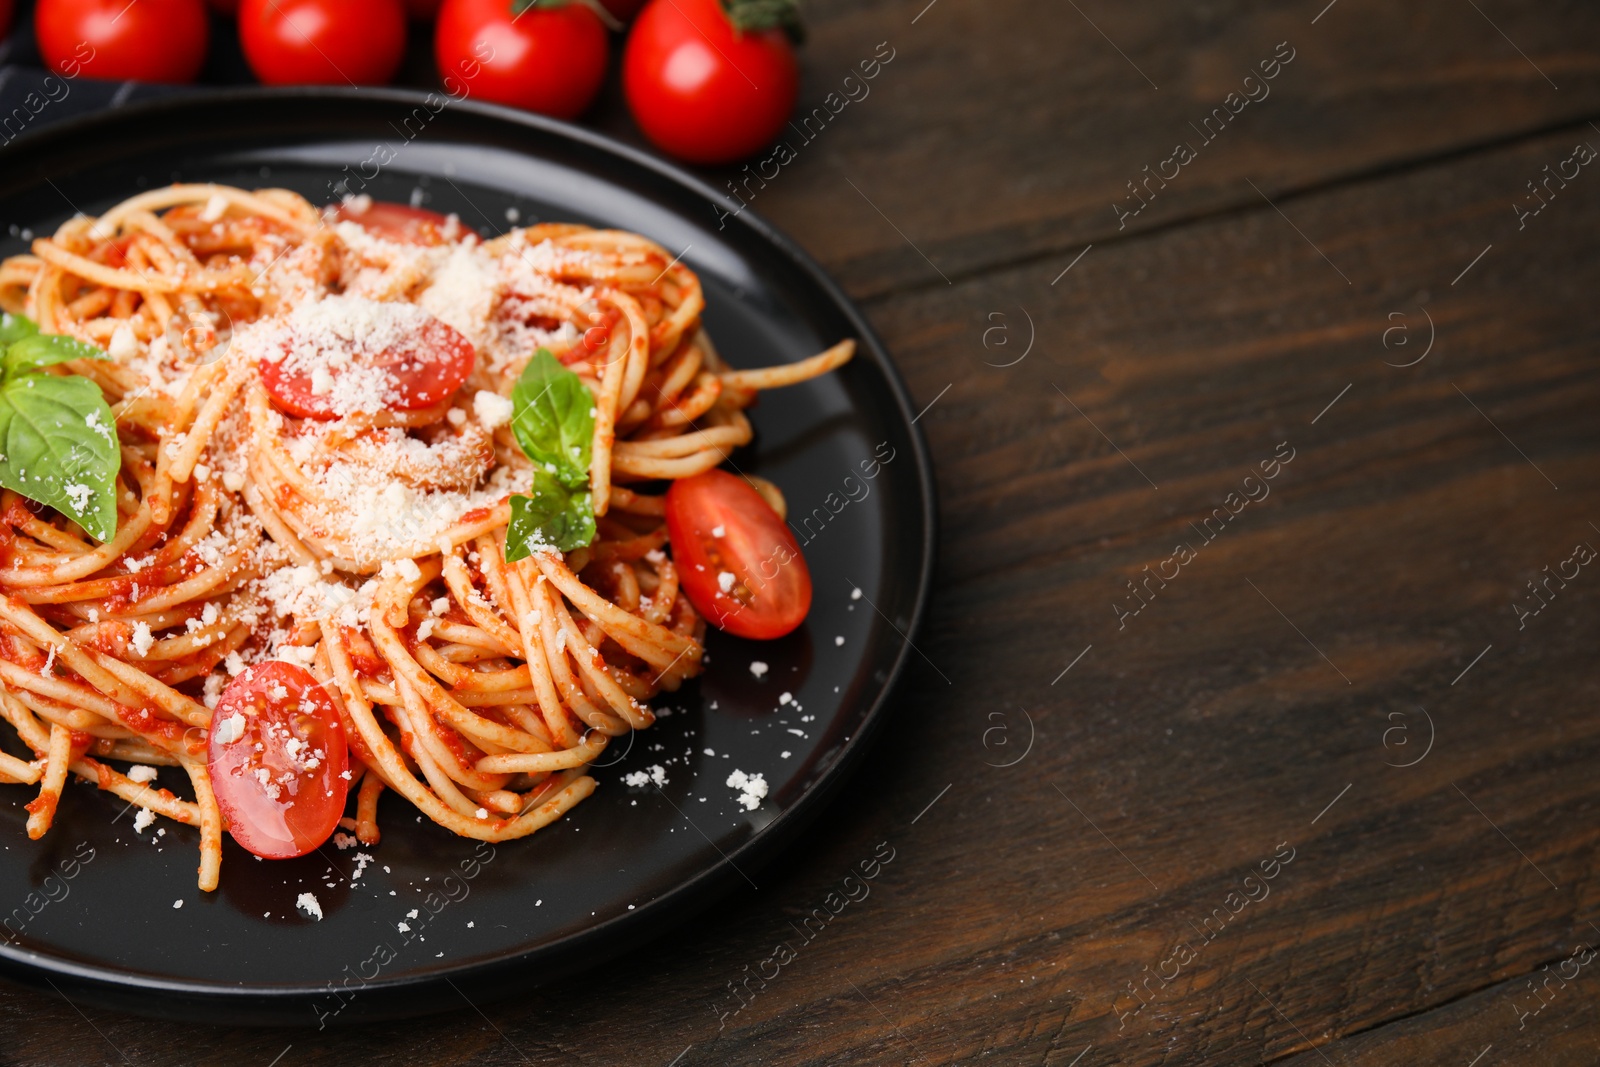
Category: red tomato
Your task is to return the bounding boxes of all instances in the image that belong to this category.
[335,200,461,246]
[623,0,800,165]
[207,662,350,860]
[260,310,476,420]
[665,469,811,640]
[36,0,209,84]
[435,0,608,120]
[238,0,407,86]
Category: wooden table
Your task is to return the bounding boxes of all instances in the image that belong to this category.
[5,0,1600,1063]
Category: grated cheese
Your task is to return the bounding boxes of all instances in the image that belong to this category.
[725,770,768,811]
[473,390,513,430]
[108,323,138,361]
[130,622,155,657]
[623,764,668,788]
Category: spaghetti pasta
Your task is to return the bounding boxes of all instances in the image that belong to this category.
[0,184,851,890]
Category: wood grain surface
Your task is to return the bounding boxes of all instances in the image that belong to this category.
[3,0,1600,1064]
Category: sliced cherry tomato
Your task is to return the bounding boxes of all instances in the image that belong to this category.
[665,469,811,640]
[623,0,800,165]
[574,305,621,358]
[207,661,350,860]
[335,200,461,246]
[36,0,210,84]
[260,309,477,420]
[435,0,609,120]
[238,0,407,86]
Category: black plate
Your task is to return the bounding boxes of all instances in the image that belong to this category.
[0,89,935,1026]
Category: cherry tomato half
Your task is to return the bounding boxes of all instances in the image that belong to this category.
[208,661,350,860]
[335,200,461,246]
[260,308,477,420]
[238,0,407,86]
[435,0,608,120]
[665,469,811,640]
[36,0,210,84]
[623,0,800,165]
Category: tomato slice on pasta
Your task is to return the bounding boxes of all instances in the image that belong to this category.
[259,313,477,420]
[334,201,460,246]
[665,470,811,640]
[207,661,350,860]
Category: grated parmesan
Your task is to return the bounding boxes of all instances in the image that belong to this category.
[213,713,246,745]
[725,770,768,811]
[473,390,513,429]
[108,323,138,361]
[623,764,668,788]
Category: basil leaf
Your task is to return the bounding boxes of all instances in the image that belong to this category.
[0,374,119,542]
[0,313,39,346]
[4,333,108,378]
[510,349,594,488]
[504,471,596,561]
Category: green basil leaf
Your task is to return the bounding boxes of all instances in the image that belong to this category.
[0,374,119,542]
[0,313,39,346]
[510,349,594,489]
[4,333,108,379]
[504,471,596,561]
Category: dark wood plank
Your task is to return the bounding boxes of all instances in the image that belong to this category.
[4,104,1599,1066]
[790,118,1600,1067]
[1274,959,1600,1066]
[632,0,1600,298]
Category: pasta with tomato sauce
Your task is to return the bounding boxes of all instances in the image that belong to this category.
[0,184,850,890]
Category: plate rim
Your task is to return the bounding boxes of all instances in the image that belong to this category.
[0,85,939,1012]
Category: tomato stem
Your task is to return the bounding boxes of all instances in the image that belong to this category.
[721,0,805,44]
[512,0,622,31]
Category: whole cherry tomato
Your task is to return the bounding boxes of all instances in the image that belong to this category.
[665,469,812,640]
[238,0,407,86]
[623,0,800,164]
[207,661,350,860]
[435,0,608,120]
[36,0,210,84]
